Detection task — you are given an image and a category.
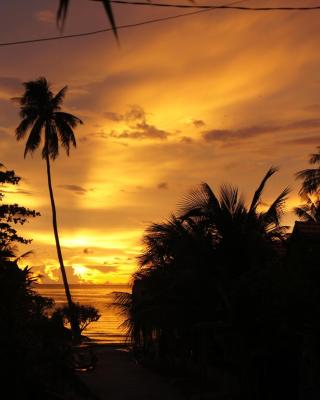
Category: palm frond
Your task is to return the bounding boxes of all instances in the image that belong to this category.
[54,118,77,155]
[23,118,44,158]
[296,168,320,195]
[102,0,119,41]
[14,250,33,263]
[178,182,219,219]
[54,112,83,128]
[309,147,320,164]
[110,291,132,314]
[263,186,290,226]
[52,86,68,110]
[57,0,118,40]
[294,206,314,222]
[249,166,278,214]
[294,194,320,223]
[219,184,244,215]
[16,116,37,141]
[57,0,69,30]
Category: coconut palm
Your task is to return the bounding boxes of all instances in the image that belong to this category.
[179,167,290,248]
[294,195,320,223]
[14,77,83,341]
[296,146,320,196]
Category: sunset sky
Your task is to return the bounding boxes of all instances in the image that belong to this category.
[0,0,319,284]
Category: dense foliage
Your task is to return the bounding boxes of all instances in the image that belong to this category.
[54,303,101,334]
[114,166,320,399]
[0,165,96,399]
[0,164,39,258]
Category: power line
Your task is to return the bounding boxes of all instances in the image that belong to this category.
[0,0,247,48]
[111,1,320,11]
[0,9,215,47]
[0,0,319,48]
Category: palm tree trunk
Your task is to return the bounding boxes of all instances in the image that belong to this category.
[45,153,81,343]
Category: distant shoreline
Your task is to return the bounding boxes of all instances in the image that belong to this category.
[35,283,131,289]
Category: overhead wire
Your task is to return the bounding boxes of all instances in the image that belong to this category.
[0,0,319,47]
[111,0,320,11]
[0,10,212,47]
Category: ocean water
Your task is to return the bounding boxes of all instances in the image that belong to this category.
[36,284,130,344]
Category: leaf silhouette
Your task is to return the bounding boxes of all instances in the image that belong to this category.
[57,0,118,40]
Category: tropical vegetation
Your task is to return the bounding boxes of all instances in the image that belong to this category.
[113,164,320,399]
[0,163,102,399]
[296,146,320,196]
[294,194,320,223]
[0,164,39,259]
[295,146,320,224]
[14,77,83,342]
[54,303,101,334]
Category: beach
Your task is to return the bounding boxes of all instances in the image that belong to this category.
[36,284,130,344]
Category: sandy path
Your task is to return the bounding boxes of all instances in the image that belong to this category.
[80,346,183,400]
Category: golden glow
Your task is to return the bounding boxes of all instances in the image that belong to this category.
[3,2,319,284]
[44,263,60,282]
[2,183,45,209]
[28,230,141,250]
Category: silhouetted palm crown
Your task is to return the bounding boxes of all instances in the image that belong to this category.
[296,146,320,196]
[113,167,289,343]
[295,195,320,223]
[15,77,82,159]
[179,167,289,243]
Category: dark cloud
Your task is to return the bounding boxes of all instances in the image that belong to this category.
[157,182,168,190]
[203,118,320,142]
[125,105,146,122]
[280,135,320,146]
[110,121,169,140]
[104,111,123,122]
[180,136,194,144]
[105,105,146,123]
[193,119,206,128]
[287,118,320,130]
[58,184,88,195]
[100,263,119,273]
[105,105,168,140]
[2,188,32,196]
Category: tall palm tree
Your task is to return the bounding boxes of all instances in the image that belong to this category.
[14,77,83,341]
[296,146,320,196]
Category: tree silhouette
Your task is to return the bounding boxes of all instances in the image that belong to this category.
[0,164,39,260]
[179,167,289,245]
[113,168,289,374]
[54,303,101,334]
[14,77,83,342]
[296,146,320,196]
[294,194,320,223]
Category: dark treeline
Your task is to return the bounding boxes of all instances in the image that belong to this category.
[113,148,320,400]
[0,165,98,399]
